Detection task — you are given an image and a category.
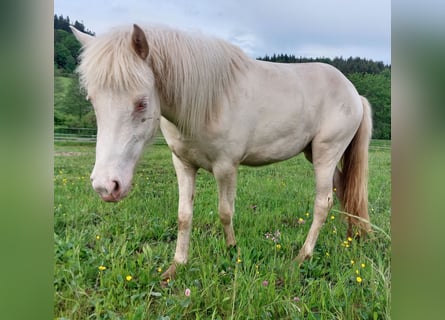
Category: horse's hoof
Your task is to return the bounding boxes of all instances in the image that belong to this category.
[160,263,177,282]
[294,250,311,266]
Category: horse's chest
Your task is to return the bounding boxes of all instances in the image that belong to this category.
[170,142,214,172]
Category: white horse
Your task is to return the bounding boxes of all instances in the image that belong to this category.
[71,24,372,280]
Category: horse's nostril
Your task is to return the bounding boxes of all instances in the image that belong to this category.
[112,180,120,193]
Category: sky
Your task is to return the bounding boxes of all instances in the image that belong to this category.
[54,0,391,64]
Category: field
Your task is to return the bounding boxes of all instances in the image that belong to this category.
[54,140,390,319]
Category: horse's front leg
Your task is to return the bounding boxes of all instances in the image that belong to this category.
[161,153,197,280]
[214,163,238,248]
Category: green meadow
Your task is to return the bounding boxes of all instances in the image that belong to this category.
[54,140,390,319]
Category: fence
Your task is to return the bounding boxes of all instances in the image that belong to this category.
[54,127,97,142]
[55,128,389,149]
[54,127,166,145]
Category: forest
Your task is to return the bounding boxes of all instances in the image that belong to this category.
[54,15,391,139]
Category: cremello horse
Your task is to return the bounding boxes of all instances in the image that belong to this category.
[71,24,372,280]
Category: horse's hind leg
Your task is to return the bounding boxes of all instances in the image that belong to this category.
[333,167,344,202]
[214,163,238,248]
[305,146,344,201]
[162,153,197,280]
[296,144,342,263]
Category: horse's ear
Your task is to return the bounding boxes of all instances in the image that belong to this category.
[131,24,149,60]
[70,26,94,46]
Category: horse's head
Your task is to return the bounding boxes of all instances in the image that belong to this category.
[72,25,160,202]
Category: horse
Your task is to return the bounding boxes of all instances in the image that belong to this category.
[70,24,372,280]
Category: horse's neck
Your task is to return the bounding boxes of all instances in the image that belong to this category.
[159,98,180,130]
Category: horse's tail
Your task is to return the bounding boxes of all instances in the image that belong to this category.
[340,96,373,236]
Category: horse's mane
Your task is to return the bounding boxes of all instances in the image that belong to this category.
[77,25,251,136]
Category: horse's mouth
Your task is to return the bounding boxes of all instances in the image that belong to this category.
[100,194,121,202]
[98,185,131,202]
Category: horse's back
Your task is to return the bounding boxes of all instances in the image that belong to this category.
[162,60,364,170]
[228,61,362,163]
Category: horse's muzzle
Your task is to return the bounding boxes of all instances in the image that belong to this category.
[91,177,125,202]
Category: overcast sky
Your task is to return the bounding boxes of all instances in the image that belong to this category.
[54,0,391,64]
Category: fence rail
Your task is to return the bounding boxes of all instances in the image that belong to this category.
[54,127,166,144]
[54,128,390,148]
[54,127,96,142]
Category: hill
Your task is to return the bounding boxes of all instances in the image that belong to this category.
[54,14,94,74]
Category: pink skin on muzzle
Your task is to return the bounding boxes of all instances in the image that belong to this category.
[91,173,133,202]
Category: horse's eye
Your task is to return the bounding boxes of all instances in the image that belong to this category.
[134,100,147,113]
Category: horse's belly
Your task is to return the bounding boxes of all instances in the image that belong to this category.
[240,138,309,166]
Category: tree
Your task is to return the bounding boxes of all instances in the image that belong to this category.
[56,76,94,128]
[54,29,82,73]
[54,14,95,35]
[348,70,391,139]
[257,55,389,76]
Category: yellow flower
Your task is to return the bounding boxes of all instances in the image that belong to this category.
[331,215,335,220]
[237,258,242,263]
[333,187,337,192]
[157,267,162,273]
[126,275,132,281]
[361,263,366,268]
[355,269,360,275]
[356,276,363,283]
[347,237,353,242]
[325,252,330,257]
[96,235,100,240]
[350,259,355,265]
[276,244,282,250]
[98,265,106,271]
[305,212,309,217]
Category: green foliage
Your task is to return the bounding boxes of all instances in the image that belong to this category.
[257,54,390,75]
[54,14,94,74]
[54,142,390,319]
[54,14,95,35]
[54,76,95,128]
[54,15,96,129]
[54,29,80,73]
[348,70,391,139]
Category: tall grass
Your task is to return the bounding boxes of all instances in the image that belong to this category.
[54,141,390,319]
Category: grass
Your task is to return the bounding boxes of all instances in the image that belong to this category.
[54,140,390,319]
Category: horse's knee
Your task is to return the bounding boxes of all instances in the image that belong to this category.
[219,203,233,225]
[178,211,192,231]
[219,210,232,226]
[314,192,333,213]
[219,207,236,246]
